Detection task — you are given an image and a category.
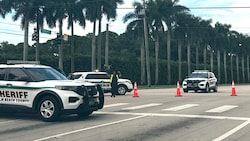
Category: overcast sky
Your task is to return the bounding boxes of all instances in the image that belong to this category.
[0,0,250,45]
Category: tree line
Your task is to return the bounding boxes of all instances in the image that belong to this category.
[0,0,250,86]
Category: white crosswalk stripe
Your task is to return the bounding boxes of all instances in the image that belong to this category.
[206,105,238,113]
[163,104,199,111]
[104,103,239,114]
[122,103,162,110]
[104,103,129,108]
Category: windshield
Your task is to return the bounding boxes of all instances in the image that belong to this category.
[189,73,208,78]
[26,67,67,81]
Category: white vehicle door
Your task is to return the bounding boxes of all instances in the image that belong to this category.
[0,68,36,107]
[208,73,216,87]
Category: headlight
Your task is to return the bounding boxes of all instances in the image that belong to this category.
[55,86,77,91]
[55,85,87,96]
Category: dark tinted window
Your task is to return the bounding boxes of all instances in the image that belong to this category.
[7,68,30,81]
[26,67,67,81]
[189,73,208,78]
[86,74,109,79]
[0,68,5,80]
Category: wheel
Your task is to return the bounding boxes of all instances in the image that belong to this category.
[204,84,210,93]
[214,84,218,92]
[38,96,61,122]
[118,85,127,95]
[77,110,93,117]
[183,89,188,93]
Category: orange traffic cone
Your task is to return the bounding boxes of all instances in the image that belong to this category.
[231,80,237,96]
[176,81,182,97]
[133,82,139,97]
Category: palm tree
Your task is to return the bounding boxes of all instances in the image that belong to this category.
[0,0,12,18]
[162,0,189,84]
[85,0,99,71]
[213,23,231,83]
[43,0,69,74]
[147,0,167,85]
[123,2,146,84]
[103,0,123,69]
[66,0,86,72]
[1,0,44,61]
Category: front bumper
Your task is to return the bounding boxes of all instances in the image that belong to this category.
[182,80,207,90]
[62,85,104,114]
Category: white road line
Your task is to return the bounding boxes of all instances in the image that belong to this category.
[0,119,17,124]
[122,103,162,110]
[34,115,147,141]
[206,105,238,113]
[212,120,250,141]
[163,104,199,111]
[104,103,129,108]
[96,111,250,121]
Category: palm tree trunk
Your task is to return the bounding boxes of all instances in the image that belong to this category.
[247,56,249,82]
[71,21,75,73]
[178,40,182,82]
[35,10,40,61]
[140,37,146,85]
[242,56,245,83]
[187,40,191,74]
[97,17,102,70]
[230,54,233,81]
[196,42,199,69]
[167,29,171,84]
[143,13,151,87]
[58,19,64,74]
[210,50,213,71]
[203,45,207,70]
[236,55,239,83]
[91,21,97,71]
[154,31,159,85]
[224,52,227,83]
[105,23,109,66]
[23,17,29,61]
[217,50,220,83]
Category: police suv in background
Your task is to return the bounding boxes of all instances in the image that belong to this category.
[0,61,104,121]
[182,70,218,93]
[68,71,133,95]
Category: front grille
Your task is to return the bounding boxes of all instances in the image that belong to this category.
[86,86,97,96]
[74,86,88,96]
[187,80,201,83]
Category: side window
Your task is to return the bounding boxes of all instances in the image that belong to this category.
[211,73,215,78]
[0,68,6,80]
[86,74,110,79]
[86,74,97,79]
[7,68,30,81]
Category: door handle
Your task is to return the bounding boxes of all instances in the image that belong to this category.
[6,83,12,87]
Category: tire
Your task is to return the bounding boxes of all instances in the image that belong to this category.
[38,96,61,122]
[118,85,127,95]
[214,84,218,92]
[204,84,210,93]
[77,110,93,117]
[183,89,188,93]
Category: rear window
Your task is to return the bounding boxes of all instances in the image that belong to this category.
[86,74,109,79]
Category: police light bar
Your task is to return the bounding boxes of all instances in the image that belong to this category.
[7,60,40,65]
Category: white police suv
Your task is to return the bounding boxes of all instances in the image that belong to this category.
[68,71,133,95]
[182,70,218,93]
[0,61,104,121]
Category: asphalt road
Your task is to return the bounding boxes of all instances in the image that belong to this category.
[1,85,250,141]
